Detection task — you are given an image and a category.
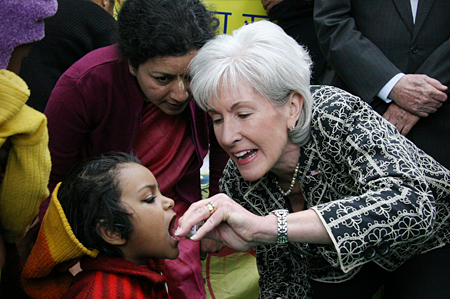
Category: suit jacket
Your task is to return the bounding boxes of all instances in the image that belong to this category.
[220,85,450,298]
[268,0,326,83]
[314,0,450,169]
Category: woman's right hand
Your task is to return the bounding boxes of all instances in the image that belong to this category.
[175,193,277,252]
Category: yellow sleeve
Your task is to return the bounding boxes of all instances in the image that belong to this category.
[0,105,51,243]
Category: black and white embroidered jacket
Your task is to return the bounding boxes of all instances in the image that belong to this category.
[220,85,450,299]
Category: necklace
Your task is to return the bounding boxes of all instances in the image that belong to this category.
[276,162,300,197]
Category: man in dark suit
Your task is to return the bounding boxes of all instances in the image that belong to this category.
[314,0,450,169]
[261,0,326,84]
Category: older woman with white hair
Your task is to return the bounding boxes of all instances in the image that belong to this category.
[175,20,450,299]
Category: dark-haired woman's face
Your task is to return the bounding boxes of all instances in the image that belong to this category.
[129,51,196,116]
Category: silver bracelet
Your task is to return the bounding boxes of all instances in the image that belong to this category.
[270,209,289,246]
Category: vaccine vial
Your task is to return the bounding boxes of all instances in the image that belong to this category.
[186,221,205,238]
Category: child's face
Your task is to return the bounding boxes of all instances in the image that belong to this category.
[118,163,180,264]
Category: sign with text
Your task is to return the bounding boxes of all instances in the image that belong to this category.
[204,0,268,34]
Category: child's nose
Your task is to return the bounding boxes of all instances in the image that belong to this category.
[163,196,175,209]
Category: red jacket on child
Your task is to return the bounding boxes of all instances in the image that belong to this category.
[62,254,170,299]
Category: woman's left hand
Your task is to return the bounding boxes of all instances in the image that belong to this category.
[175,193,273,252]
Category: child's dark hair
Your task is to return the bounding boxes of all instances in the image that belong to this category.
[57,152,141,258]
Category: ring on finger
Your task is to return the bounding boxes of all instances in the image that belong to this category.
[205,201,216,216]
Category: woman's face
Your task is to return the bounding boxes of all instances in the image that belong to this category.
[129,51,196,116]
[7,43,33,75]
[104,0,115,16]
[208,84,301,181]
[91,0,115,16]
[118,163,179,264]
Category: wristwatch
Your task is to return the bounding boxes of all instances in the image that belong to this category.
[270,209,289,247]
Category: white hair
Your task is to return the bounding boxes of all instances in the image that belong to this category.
[189,20,313,146]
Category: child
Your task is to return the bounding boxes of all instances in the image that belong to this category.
[21,152,180,299]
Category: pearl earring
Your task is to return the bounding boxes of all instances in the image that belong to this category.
[130,69,136,76]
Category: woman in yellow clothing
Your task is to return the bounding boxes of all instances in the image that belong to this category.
[0,0,55,296]
[0,70,51,243]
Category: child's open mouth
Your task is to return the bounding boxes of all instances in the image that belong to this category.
[169,215,179,242]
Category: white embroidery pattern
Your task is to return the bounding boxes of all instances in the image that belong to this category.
[220,85,450,299]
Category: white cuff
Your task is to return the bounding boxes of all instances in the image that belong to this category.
[377,73,405,103]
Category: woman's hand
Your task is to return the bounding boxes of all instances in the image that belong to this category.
[200,239,226,260]
[175,193,276,252]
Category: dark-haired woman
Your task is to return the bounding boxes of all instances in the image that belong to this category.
[43,0,228,298]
